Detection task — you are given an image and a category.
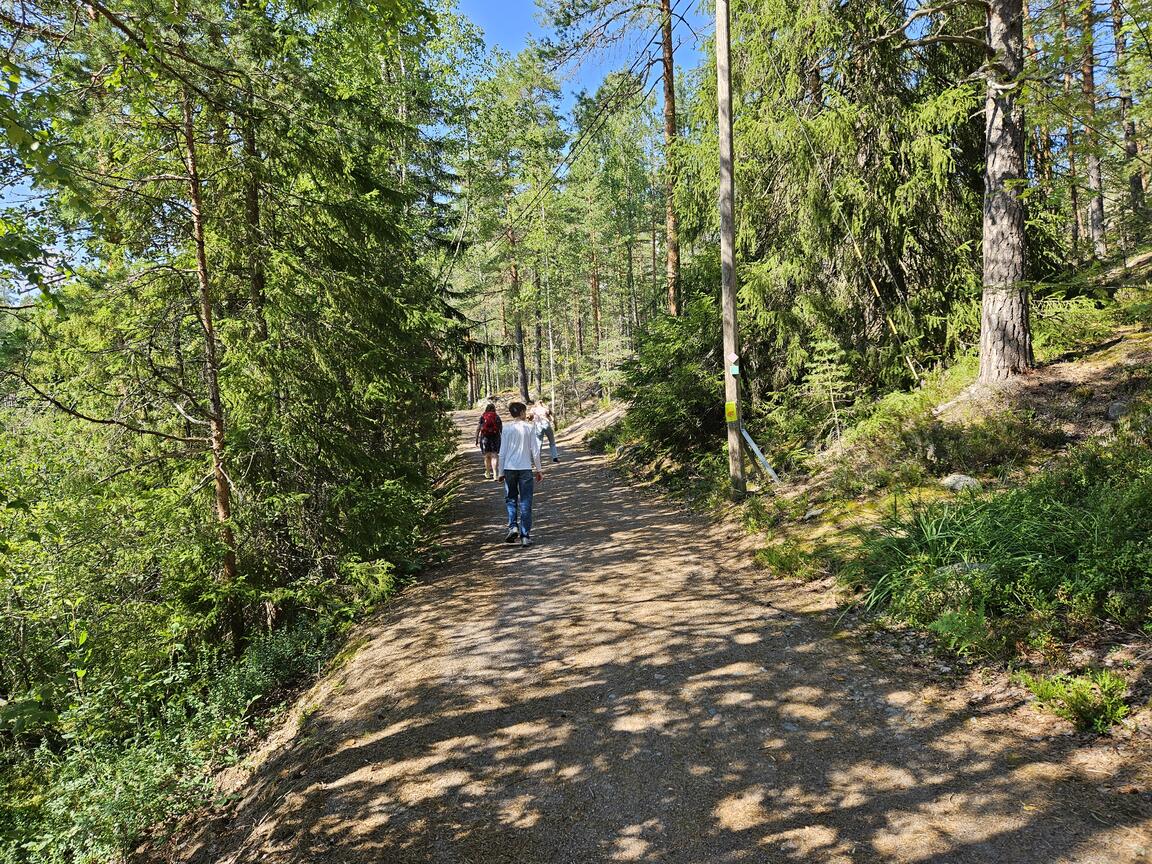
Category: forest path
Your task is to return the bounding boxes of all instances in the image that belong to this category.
[176,413,1152,864]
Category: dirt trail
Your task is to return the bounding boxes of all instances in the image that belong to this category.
[169,415,1152,864]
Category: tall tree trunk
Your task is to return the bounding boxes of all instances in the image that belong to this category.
[544,262,557,411]
[650,200,659,314]
[181,89,245,654]
[1023,0,1051,186]
[533,269,543,394]
[514,316,530,403]
[1111,0,1145,214]
[508,239,529,402]
[1061,4,1082,257]
[660,0,681,316]
[590,263,602,351]
[627,239,638,340]
[1081,5,1107,258]
[979,0,1034,383]
[467,344,478,406]
[574,281,585,356]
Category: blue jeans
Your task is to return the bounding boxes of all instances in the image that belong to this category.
[503,469,535,537]
[538,425,558,461]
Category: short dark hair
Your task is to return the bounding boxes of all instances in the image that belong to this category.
[484,403,496,413]
[508,401,527,417]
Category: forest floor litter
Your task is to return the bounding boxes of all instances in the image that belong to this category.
[149,412,1152,864]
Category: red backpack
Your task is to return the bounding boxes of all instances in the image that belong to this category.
[479,411,500,436]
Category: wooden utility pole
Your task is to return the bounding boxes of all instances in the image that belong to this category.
[660,0,682,316]
[716,0,746,496]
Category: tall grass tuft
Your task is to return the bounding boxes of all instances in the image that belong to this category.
[844,433,1152,650]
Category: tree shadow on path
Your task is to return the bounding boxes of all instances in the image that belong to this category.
[174,415,1152,864]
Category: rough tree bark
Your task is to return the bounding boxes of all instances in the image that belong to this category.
[1060,4,1083,257]
[660,0,681,316]
[1081,4,1107,258]
[181,89,245,654]
[650,200,659,314]
[467,346,478,406]
[513,315,530,403]
[574,282,585,356]
[589,261,602,351]
[978,0,1034,384]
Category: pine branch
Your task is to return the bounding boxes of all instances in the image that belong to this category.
[858,0,992,54]
[0,368,209,444]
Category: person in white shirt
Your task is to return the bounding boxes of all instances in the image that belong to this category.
[530,398,559,463]
[497,401,544,547]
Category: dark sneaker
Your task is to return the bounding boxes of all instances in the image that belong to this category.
[505,528,519,543]
[552,457,559,463]
[521,535,532,547]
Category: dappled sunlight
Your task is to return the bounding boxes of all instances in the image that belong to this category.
[180,421,1152,864]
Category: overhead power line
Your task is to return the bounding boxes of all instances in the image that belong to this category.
[452,0,692,295]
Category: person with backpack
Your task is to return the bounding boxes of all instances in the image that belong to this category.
[497,401,543,547]
[476,403,502,480]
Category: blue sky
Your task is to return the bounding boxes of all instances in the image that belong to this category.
[455,0,708,109]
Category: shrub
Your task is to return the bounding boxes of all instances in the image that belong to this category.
[0,623,335,864]
[844,435,1152,646]
[1030,296,1119,361]
[927,608,990,657]
[1017,669,1130,732]
[829,408,1065,496]
[754,541,823,580]
[617,296,724,457]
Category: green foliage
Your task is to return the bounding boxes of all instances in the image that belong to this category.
[677,0,986,406]
[927,608,990,657]
[0,0,462,858]
[1017,670,1130,733]
[0,625,331,864]
[1031,296,1120,361]
[846,434,1152,650]
[617,295,724,456]
[829,408,1066,496]
[584,421,625,455]
[753,542,822,580]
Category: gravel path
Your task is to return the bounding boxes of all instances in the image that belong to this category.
[173,415,1152,864]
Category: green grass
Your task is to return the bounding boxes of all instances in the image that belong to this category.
[828,406,1066,497]
[1,623,335,864]
[843,431,1152,654]
[1017,669,1130,732]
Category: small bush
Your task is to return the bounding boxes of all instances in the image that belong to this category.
[0,623,335,864]
[1017,669,1130,732]
[844,435,1152,648]
[1031,296,1119,361]
[754,541,822,580]
[618,296,724,457]
[927,608,990,657]
[585,422,624,455]
[829,409,1065,496]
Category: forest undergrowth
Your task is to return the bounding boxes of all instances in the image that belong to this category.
[589,261,1152,733]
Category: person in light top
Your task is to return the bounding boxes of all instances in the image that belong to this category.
[497,401,544,547]
[530,398,559,463]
